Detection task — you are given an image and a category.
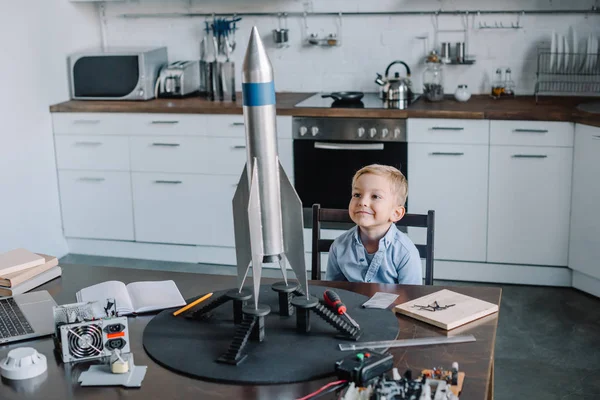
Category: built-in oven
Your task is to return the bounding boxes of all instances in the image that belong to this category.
[292,117,408,211]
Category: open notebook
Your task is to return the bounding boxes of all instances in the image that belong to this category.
[76,280,186,316]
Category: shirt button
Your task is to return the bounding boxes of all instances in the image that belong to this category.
[359,259,364,262]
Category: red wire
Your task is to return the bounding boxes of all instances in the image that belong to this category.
[296,380,348,400]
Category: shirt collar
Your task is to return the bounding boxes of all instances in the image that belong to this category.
[352,224,398,249]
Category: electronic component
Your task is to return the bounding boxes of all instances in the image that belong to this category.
[335,351,393,386]
[57,316,130,363]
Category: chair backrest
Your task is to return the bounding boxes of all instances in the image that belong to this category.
[311,204,435,285]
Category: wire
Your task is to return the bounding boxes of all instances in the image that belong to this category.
[311,382,349,399]
[296,380,348,400]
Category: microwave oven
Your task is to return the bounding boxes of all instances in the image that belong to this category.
[68,47,168,100]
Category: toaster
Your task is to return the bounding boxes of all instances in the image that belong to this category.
[155,61,200,98]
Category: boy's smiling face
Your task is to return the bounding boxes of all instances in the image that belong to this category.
[349,173,404,232]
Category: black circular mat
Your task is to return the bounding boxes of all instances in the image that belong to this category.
[143,284,399,384]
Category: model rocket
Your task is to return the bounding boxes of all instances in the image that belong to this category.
[233,27,308,309]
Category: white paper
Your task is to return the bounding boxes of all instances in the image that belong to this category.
[126,280,186,314]
[76,281,134,315]
[361,292,399,309]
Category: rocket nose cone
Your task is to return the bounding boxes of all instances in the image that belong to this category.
[242,26,273,84]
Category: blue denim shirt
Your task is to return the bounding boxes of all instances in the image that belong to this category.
[325,224,423,285]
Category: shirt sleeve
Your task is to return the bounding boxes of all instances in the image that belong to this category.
[325,244,347,281]
[395,244,423,285]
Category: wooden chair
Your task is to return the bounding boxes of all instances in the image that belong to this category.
[311,204,435,285]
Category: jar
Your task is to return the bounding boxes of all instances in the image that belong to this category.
[422,61,444,102]
[454,84,471,102]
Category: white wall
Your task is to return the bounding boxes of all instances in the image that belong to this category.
[0,1,100,257]
[103,0,600,94]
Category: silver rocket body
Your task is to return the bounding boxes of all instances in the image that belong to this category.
[233,27,308,308]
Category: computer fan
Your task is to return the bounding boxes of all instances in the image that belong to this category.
[58,317,130,363]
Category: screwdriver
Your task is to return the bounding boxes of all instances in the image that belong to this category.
[323,290,360,330]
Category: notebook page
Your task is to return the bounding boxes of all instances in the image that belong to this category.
[126,280,186,313]
[76,281,134,315]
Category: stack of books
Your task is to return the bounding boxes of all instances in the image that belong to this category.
[0,248,62,297]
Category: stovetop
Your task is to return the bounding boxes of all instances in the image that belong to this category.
[294,92,419,110]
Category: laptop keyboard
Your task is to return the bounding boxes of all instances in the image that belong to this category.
[0,297,35,338]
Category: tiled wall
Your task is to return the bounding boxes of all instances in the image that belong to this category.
[102,0,600,94]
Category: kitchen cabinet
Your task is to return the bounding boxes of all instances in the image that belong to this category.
[407,119,489,262]
[569,124,600,280]
[487,121,574,266]
[132,173,239,246]
[58,170,134,241]
[408,143,489,262]
[52,112,294,250]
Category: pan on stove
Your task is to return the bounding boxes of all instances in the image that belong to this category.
[321,91,364,102]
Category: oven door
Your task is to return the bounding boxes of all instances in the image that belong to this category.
[293,140,408,210]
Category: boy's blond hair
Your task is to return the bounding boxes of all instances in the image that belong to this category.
[352,164,408,206]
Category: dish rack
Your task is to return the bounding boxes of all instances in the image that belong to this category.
[535,48,600,102]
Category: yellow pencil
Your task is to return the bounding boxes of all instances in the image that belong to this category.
[173,292,213,316]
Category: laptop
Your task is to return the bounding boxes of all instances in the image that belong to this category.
[0,290,57,344]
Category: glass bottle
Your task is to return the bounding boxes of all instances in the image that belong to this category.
[504,68,515,97]
[491,68,504,97]
[423,52,444,102]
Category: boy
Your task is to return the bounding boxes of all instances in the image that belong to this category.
[325,164,422,285]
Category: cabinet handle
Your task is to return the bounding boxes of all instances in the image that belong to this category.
[231,122,245,126]
[75,141,102,146]
[154,180,182,184]
[232,145,246,149]
[513,129,548,133]
[430,127,464,131]
[78,177,105,182]
[151,120,179,124]
[430,152,464,156]
[73,119,100,124]
[593,135,600,140]
[152,143,180,147]
[511,154,548,158]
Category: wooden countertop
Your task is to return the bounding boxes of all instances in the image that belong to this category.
[49,93,600,127]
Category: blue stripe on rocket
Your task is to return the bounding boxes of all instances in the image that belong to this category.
[242,82,276,106]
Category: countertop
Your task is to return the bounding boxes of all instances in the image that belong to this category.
[49,93,600,127]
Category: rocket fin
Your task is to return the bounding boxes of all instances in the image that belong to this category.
[279,161,308,296]
[248,159,264,308]
[232,164,252,291]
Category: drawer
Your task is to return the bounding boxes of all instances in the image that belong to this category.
[53,113,292,139]
[204,115,293,138]
[408,119,489,144]
[54,135,129,171]
[52,113,207,136]
[130,136,247,174]
[58,170,134,240]
[490,120,574,147]
[132,173,238,246]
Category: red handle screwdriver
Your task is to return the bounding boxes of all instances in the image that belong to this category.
[323,290,360,329]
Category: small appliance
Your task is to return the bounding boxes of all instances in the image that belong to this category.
[68,47,168,100]
[155,61,201,98]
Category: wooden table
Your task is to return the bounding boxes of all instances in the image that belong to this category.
[0,265,501,399]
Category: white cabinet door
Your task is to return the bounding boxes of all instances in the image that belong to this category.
[132,173,238,247]
[569,124,600,279]
[488,146,573,266]
[58,171,134,240]
[408,143,489,262]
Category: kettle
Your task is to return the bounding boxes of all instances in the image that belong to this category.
[375,61,413,101]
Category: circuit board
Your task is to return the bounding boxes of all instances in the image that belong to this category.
[421,368,465,396]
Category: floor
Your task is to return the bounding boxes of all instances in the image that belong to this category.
[60,254,600,400]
